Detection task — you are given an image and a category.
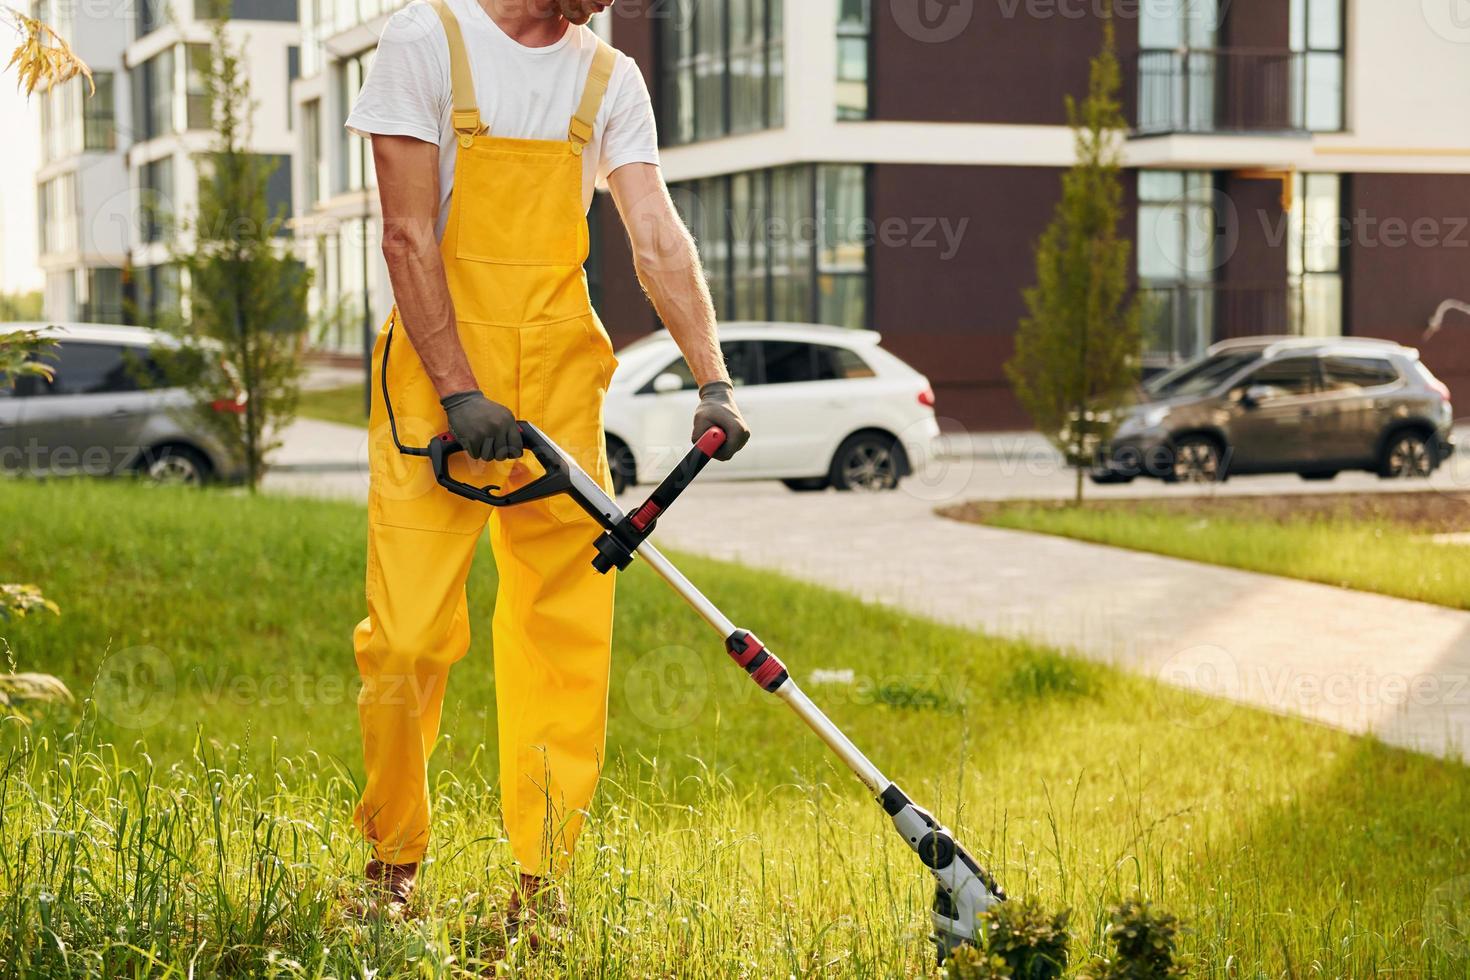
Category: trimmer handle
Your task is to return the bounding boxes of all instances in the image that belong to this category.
[589,426,725,574]
[429,421,573,507]
[625,426,725,532]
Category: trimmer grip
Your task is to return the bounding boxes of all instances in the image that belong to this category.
[626,427,725,532]
[429,423,573,506]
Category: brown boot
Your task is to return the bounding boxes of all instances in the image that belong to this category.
[363,859,418,911]
[504,873,566,948]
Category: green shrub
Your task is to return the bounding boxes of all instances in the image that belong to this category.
[947,898,1072,980]
[1092,896,1189,979]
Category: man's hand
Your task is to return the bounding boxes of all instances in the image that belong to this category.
[441,390,523,461]
[692,381,750,462]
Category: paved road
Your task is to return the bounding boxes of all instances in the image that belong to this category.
[267,418,1470,761]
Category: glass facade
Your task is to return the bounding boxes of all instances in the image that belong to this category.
[1287,172,1342,337]
[1136,170,1216,361]
[337,51,375,193]
[37,173,77,256]
[1290,0,1344,131]
[658,0,784,146]
[668,164,868,329]
[140,155,175,244]
[836,0,871,120]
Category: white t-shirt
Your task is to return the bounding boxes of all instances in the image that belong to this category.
[345,0,659,238]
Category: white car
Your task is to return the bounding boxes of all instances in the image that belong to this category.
[603,322,940,492]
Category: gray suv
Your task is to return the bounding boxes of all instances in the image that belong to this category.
[0,323,244,484]
[1095,337,1456,483]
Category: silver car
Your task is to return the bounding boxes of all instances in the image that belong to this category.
[1095,336,1456,483]
[0,323,244,484]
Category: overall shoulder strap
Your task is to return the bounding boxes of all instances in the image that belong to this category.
[423,0,483,143]
[568,38,618,148]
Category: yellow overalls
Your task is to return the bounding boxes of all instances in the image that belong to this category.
[353,0,620,876]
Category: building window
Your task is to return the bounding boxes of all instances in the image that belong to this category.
[301,0,328,77]
[131,47,176,141]
[836,0,870,120]
[40,75,81,162]
[338,51,375,192]
[84,73,117,150]
[1290,0,1344,131]
[1288,172,1342,338]
[669,164,868,329]
[658,0,784,147]
[37,172,77,256]
[135,0,165,39]
[185,43,213,130]
[302,99,323,207]
[140,156,176,244]
[135,264,181,325]
[80,268,126,324]
[1136,170,1216,362]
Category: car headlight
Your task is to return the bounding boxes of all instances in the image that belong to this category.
[1118,405,1169,435]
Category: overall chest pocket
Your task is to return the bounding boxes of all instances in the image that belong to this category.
[453,140,587,267]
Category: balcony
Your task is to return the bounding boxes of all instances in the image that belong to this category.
[1130,47,1344,137]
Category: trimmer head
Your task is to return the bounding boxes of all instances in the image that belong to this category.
[879,784,1006,963]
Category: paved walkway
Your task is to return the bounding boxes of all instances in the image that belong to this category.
[266,417,1470,763]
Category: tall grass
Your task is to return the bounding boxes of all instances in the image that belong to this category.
[4,480,1470,975]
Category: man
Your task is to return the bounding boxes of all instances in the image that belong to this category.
[344,0,749,928]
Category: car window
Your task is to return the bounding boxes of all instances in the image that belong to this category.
[1322,356,1398,391]
[642,340,756,393]
[1147,352,1261,398]
[813,345,875,381]
[41,342,155,396]
[761,341,818,385]
[1244,358,1317,398]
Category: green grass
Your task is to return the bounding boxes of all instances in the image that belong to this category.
[947,498,1470,610]
[3,480,1470,976]
[297,383,369,428]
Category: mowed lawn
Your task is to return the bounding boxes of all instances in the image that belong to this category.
[3,480,1470,976]
[297,382,369,428]
[945,491,1470,611]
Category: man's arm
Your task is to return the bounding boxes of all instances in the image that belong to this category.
[607,162,750,460]
[373,134,520,460]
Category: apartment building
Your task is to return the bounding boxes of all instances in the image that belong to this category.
[125,0,299,320]
[34,0,130,322]
[35,0,300,324]
[600,0,1470,428]
[289,0,1470,430]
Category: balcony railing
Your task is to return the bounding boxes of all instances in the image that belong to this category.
[1139,281,1302,365]
[1131,47,1343,136]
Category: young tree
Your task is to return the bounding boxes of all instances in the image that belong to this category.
[1006,21,1140,504]
[157,20,309,490]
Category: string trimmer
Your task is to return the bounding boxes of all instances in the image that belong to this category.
[431,423,1006,959]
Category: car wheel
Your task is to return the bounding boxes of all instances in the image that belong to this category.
[607,436,636,495]
[1165,435,1225,483]
[139,445,211,486]
[829,432,904,492]
[1379,430,1435,479]
[782,477,829,492]
[1300,471,1339,481]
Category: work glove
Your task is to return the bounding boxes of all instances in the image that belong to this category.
[691,381,750,462]
[441,390,522,462]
